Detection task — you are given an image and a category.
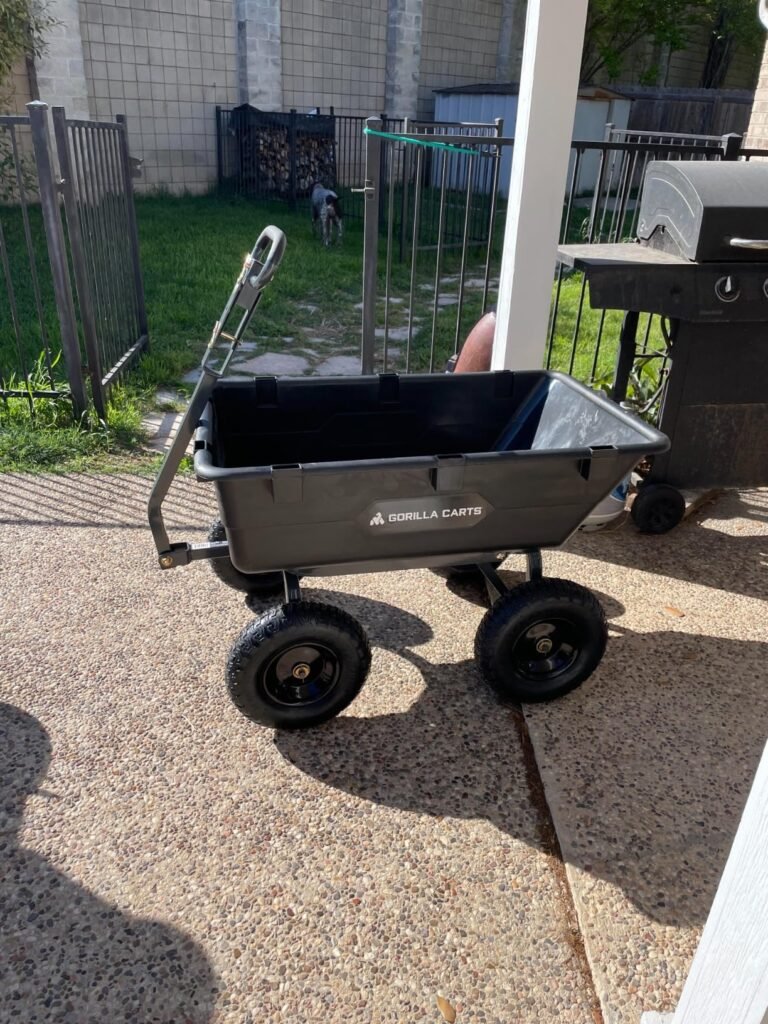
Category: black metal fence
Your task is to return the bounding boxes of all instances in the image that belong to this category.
[214,108,508,226]
[216,106,337,203]
[0,101,147,420]
[216,106,408,218]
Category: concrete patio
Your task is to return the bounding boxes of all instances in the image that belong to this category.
[1,473,766,1024]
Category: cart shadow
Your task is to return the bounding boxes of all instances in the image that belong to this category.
[435,568,627,616]
[275,593,766,928]
[0,703,219,1022]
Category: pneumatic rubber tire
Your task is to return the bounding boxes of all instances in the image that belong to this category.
[207,519,286,598]
[630,484,685,535]
[226,600,372,729]
[475,578,607,703]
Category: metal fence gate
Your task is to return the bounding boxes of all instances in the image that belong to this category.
[0,101,147,420]
[360,119,762,423]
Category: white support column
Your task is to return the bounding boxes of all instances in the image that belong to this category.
[491,0,588,371]
[642,740,768,1024]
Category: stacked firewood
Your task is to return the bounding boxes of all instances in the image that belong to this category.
[294,136,336,194]
[238,126,335,197]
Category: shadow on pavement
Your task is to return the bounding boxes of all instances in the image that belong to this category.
[0,703,219,1023]
[0,473,215,531]
[276,591,766,930]
[568,492,768,602]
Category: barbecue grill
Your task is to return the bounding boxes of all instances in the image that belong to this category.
[559,158,768,533]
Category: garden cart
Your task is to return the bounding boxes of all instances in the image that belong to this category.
[148,227,669,729]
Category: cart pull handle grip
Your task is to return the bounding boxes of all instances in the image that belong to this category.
[202,225,287,375]
[247,224,287,291]
[148,225,287,568]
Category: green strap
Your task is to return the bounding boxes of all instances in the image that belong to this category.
[363,126,485,156]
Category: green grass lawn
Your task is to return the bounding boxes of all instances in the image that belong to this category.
[1,191,656,471]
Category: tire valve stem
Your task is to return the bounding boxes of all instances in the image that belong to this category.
[292,664,311,680]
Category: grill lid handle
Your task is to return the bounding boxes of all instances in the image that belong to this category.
[729,237,768,250]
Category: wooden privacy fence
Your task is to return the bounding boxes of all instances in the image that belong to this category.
[619,85,754,139]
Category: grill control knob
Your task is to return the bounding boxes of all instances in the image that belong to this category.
[715,276,740,303]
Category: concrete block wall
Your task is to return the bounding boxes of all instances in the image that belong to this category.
[417,0,503,120]
[80,0,239,192]
[18,0,762,190]
[280,0,387,114]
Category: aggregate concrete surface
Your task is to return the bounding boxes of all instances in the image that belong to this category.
[1,474,597,1024]
[1,475,765,1024]
[525,488,768,1024]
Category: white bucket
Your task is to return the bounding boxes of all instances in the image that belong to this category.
[580,476,630,531]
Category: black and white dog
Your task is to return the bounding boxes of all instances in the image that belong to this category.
[311,183,343,247]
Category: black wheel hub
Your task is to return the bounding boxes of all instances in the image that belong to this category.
[261,643,340,706]
[647,500,679,531]
[510,618,580,680]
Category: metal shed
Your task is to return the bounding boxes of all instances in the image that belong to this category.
[433,82,631,197]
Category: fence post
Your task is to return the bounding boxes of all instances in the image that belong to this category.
[360,115,382,374]
[27,101,89,418]
[398,116,410,264]
[378,112,387,225]
[51,106,106,421]
[115,114,149,344]
[289,108,297,208]
[215,106,223,188]
[721,133,742,161]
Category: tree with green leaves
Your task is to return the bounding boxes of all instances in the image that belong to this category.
[580,0,763,86]
[700,0,764,88]
[0,0,53,90]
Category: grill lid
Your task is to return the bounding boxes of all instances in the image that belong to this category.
[637,160,768,263]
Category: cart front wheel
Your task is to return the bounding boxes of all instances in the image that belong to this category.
[227,600,371,728]
[208,519,285,597]
[630,484,685,534]
[475,579,607,703]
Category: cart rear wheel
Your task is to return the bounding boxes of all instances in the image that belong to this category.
[630,484,685,534]
[227,600,371,729]
[475,579,607,703]
[432,557,504,581]
[208,519,285,597]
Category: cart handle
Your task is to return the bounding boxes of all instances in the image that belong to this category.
[147,226,287,568]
